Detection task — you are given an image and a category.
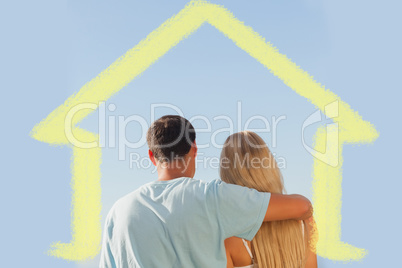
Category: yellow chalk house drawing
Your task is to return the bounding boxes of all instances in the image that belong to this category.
[30,0,379,262]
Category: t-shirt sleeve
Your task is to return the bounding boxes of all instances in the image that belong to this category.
[207,179,271,241]
[99,211,117,268]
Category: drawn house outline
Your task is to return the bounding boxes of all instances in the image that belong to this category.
[30,0,379,261]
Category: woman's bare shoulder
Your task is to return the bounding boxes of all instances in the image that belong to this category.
[224,237,253,267]
[225,237,244,251]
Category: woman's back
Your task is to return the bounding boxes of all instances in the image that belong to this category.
[220,131,317,268]
[225,220,317,268]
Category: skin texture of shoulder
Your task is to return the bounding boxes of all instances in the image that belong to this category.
[225,237,253,268]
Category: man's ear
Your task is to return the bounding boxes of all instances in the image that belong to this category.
[193,141,197,158]
[148,150,157,166]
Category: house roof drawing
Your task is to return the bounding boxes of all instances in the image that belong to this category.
[30,0,379,262]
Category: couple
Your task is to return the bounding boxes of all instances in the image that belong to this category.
[100,115,317,268]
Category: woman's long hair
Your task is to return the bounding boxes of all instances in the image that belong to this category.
[220,131,307,268]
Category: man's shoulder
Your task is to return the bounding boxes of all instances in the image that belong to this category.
[116,184,147,204]
[182,178,226,194]
[108,178,224,210]
[192,178,222,187]
[108,186,145,211]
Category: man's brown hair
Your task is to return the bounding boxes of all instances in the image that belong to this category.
[146,115,196,162]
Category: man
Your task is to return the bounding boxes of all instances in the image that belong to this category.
[100,115,312,268]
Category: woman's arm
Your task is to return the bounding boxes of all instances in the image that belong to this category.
[304,216,318,268]
[224,239,234,268]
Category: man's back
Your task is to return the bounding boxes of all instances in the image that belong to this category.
[100,177,270,268]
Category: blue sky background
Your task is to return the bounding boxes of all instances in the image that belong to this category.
[1,0,401,267]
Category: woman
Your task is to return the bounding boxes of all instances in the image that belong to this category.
[220,131,318,268]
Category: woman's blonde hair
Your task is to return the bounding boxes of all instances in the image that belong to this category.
[220,131,307,268]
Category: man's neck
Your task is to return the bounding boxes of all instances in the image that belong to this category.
[156,165,192,181]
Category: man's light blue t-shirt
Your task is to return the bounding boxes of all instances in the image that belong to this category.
[99,177,271,268]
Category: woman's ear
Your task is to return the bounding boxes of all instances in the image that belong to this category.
[148,150,157,166]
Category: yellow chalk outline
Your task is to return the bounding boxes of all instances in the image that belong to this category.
[30,0,379,261]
